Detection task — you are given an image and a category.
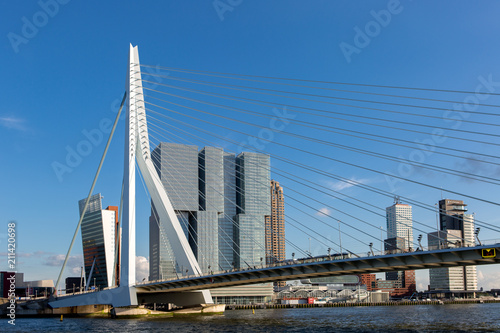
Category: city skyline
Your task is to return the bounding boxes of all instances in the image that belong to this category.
[1,1,500,292]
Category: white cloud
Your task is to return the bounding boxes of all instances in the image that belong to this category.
[328,177,371,191]
[0,116,27,131]
[136,256,149,282]
[478,269,500,290]
[415,270,430,292]
[44,254,83,269]
[316,207,332,217]
[71,266,83,275]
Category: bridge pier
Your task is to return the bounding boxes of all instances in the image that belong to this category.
[49,288,220,315]
[137,290,213,307]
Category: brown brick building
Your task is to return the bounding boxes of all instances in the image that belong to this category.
[265,180,286,287]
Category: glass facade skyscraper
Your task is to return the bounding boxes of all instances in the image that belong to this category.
[219,152,237,270]
[149,143,270,278]
[79,194,117,289]
[150,143,199,280]
[234,152,271,269]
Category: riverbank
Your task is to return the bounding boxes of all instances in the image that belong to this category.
[0,298,225,318]
[227,298,500,310]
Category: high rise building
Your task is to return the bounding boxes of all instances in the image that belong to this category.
[386,198,413,249]
[265,180,286,288]
[428,199,477,295]
[149,144,271,277]
[377,199,416,297]
[149,143,201,280]
[234,152,271,269]
[79,194,117,290]
[219,152,237,271]
[265,180,285,265]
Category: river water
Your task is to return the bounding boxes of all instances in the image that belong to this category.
[2,303,500,332]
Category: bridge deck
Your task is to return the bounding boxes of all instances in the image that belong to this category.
[135,244,500,293]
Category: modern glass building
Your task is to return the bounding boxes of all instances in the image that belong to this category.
[149,143,199,280]
[79,194,117,290]
[219,152,237,270]
[234,152,271,269]
[149,144,271,278]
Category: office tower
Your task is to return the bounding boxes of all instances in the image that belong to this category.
[438,199,475,246]
[266,180,286,288]
[386,198,413,249]
[197,147,224,273]
[150,143,267,278]
[265,180,285,265]
[79,194,117,289]
[428,199,477,295]
[148,143,274,303]
[219,152,237,271]
[382,199,416,296]
[234,152,271,269]
[149,143,199,280]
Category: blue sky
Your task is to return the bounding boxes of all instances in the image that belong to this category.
[1,1,500,291]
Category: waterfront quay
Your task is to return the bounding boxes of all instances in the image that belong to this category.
[228,298,500,310]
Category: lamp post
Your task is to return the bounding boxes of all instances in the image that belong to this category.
[327,247,331,260]
[80,266,83,293]
[369,243,374,256]
[417,234,423,251]
[73,283,75,295]
[380,226,383,254]
[475,227,481,246]
[260,257,263,268]
[338,220,343,257]
[291,253,295,261]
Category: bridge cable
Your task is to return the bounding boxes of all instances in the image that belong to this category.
[140,72,500,126]
[141,83,500,148]
[142,87,500,164]
[54,92,126,294]
[144,105,500,207]
[144,98,500,185]
[141,78,500,140]
[140,64,500,100]
[145,109,500,235]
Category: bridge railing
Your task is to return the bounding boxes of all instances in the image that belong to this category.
[135,241,499,286]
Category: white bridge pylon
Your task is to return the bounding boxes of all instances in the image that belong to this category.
[120,44,212,306]
[49,45,211,309]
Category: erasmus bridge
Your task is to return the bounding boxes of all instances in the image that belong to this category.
[49,45,500,309]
